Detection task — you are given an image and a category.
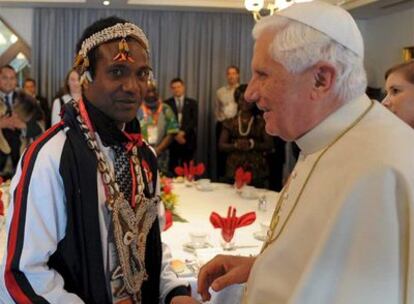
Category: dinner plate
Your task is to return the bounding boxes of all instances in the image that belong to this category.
[183,242,211,252]
[196,184,215,191]
[240,191,259,200]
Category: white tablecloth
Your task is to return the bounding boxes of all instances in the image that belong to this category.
[0,182,278,303]
[162,182,278,303]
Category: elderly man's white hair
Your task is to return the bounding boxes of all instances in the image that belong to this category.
[252,15,367,103]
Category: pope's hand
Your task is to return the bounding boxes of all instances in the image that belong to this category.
[197,255,256,301]
[170,295,200,304]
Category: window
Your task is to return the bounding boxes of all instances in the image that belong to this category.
[0,17,31,86]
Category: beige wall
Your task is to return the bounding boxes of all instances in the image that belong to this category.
[358,7,414,88]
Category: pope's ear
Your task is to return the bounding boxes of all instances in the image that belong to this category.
[311,62,336,97]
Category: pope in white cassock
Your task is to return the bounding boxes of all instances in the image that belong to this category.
[197,1,414,304]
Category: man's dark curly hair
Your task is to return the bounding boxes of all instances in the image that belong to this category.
[75,16,129,78]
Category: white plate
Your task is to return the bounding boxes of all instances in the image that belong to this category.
[240,191,259,200]
[173,177,185,183]
[253,231,267,242]
[183,242,211,252]
[196,184,215,192]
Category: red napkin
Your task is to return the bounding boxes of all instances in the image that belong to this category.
[174,160,205,181]
[234,167,252,189]
[163,209,173,231]
[210,206,256,242]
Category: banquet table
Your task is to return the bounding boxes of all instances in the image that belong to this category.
[161,181,278,303]
[0,181,279,303]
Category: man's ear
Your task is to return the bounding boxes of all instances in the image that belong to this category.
[311,62,336,98]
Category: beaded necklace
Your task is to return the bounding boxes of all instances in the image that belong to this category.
[238,111,254,136]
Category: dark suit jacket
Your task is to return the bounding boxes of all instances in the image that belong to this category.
[164,96,198,153]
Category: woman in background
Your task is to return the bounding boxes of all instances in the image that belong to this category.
[383,60,414,128]
[219,84,273,187]
[51,69,81,125]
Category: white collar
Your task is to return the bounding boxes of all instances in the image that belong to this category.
[296,94,371,155]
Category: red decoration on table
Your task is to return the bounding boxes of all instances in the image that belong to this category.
[160,177,187,231]
[234,167,252,189]
[174,161,205,181]
[163,209,173,231]
[210,206,256,242]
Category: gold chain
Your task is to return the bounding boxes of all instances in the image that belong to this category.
[261,100,374,253]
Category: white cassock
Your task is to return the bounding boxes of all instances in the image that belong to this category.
[245,95,414,304]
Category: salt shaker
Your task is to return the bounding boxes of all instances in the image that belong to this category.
[258,195,267,211]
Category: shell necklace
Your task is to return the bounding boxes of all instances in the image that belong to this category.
[238,111,254,136]
[73,98,159,303]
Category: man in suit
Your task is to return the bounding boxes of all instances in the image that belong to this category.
[164,78,198,174]
[0,65,25,178]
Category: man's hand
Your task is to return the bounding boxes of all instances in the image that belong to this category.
[175,131,186,145]
[197,255,255,301]
[170,295,200,304]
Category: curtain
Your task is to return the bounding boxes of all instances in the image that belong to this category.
[32,8,255,178]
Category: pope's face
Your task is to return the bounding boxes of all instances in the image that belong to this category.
[84,39,150,125]
[383,71,414,128]
[244,31,313,141]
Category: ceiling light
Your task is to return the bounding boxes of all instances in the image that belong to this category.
[103,0,110,5]
[10,34,18,44]
[16,52,26,60]
[244,0,312,21]
[0,33,6,45]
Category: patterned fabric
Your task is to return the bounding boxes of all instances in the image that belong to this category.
[112,145,132,202]
[138,103,179,144]
[222,115,271,186]
[137,103,179,175]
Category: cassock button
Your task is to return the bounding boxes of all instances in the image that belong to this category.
[291,171,297,179]
[283,192,289,200]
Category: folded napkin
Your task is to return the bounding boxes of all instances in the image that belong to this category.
[234,167,252,189]
[163,209,173,231]
[210,206,256,242]
[174,160,205,181]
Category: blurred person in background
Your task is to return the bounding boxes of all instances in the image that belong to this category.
[164,78,197,173]
[215,65,240,181]
[0,66,43,178]
[138,82,179,175]
[51,69,81,125]
[23,77,50,128]
[218,84,273,187]
[382,60,414,128]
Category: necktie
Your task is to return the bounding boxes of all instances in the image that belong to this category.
[4,94,11,115]
[112,145,132,203]
[176,98,182,113]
